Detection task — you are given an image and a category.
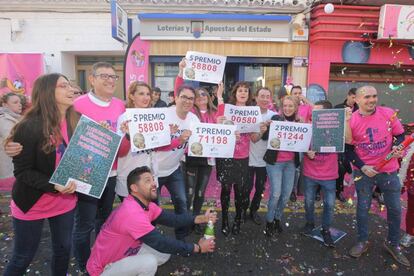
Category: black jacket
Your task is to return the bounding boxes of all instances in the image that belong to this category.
[261,114,300,167]
[12,116,72,213]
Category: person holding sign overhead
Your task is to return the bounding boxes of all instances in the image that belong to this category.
[4,74,79,275]
[261,96,301,238]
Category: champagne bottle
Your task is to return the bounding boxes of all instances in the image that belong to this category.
[204,220,215,240]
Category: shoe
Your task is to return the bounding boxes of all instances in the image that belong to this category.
[315,192,321,202]
[349,241,370,258]
[383,241,411,267]
[336,192,346,202]
[300,222,315,237]
[274,219,283,233]
[250,211,262,225]
[264,221,275,238]
[193,224,204,235]
[290,192,297,202]
[321,228,335,248]
[400,233,414,248]
[221,215,230,237]
[231,220,241,235]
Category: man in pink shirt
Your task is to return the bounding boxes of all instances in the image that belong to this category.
[87,166,216,276]
[345,86,409,267]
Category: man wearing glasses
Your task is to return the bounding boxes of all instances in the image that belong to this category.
[155,85,200,241]
[72,62,126,273]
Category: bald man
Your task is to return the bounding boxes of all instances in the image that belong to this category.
[345,86,409,266]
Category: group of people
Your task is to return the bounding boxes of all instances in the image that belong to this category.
[1,58,413,276]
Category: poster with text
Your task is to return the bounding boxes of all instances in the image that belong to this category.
[223,104,262,133]
[188,123,237,158]
[311,109,345,153]
[50,115,122,198]
[184,51,226,84]
[127,107,172,152]
[267,121,312,152]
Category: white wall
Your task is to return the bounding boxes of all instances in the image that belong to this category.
[0,12,125,79]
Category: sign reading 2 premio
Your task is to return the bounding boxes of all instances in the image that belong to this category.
[111,0,128,44]
[138,13,291,42]
[184,51,227,84]
[378,4,414,40]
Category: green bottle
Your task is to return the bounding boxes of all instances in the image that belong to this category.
[204,220,215,240]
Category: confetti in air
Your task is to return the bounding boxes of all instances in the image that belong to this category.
[389,83,405,91]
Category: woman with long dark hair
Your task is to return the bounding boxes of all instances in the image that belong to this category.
[4,73,79,275]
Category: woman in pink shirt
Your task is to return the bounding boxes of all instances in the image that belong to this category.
[262,96,301,238]
[4,74,79,275]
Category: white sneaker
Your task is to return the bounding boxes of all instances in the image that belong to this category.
[400,233,414,248]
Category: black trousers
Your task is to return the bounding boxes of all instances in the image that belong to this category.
[246,166,267,213]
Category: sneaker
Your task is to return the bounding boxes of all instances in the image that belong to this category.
[300,222,315,237]
[349,241,370,258]
[321,228,335,248]
[264,221,275,238]
[383,241,411,267]
[400,233,414,248]
[274,219,283,233]
[250,211,262,225]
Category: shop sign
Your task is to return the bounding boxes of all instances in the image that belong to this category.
[111,0,128,44]
[378,4,414,40]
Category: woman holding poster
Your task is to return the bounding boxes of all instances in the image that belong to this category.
[116,81,157,200]
[4,74,79,275]
[261,96,301,238]
[216,81,256,236]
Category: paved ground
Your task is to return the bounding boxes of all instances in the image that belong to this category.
[0,193,413,276]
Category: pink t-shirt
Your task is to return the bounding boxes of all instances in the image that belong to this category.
[276,151,295,162]
[234,133,250,159]
[74,93,126,171]
[350,106,404,173]
[87,195,162,276]
[303,153,338,180]
[11,120,77,220]
[298,104,312,123]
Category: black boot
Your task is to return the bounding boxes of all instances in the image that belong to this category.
[264,221,275,238]
[221,213,230,236]
[274,219,283,233]
[232,219,241,235]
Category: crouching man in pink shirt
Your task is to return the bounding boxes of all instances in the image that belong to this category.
[87,166,217,276]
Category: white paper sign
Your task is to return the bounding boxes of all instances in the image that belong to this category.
[127,108,172,152]
[267,121,312,152]
[188,123,236,158]
[183,51,227,84]
[223,104,262,133]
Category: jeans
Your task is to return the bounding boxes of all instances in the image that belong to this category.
[158,167,188,240]
[354,170,402,246]
[185,165,212,216]
[304,176,336,229]
[73,176,116,270]
[4,209,75,276]
[247,166,267,213]
[265,161,295,223]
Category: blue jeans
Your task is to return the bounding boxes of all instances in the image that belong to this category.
[4,209,75,276]
[265,161,296,223]
[158,167,188,240]
[73,176,116,270]
[304,176,336,229]
[354,170,402,246]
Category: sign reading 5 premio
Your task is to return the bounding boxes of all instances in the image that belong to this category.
[184,51,226,84]
[223,104,262,133]
[267,121,312,152]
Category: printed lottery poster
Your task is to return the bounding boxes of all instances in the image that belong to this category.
[223,104,263,133]
[188,122,237,158]
[183,51,227,84]
[311,108,345,153]
[267,121,312,152]
[127,107,172,152]
[50,115,122,199]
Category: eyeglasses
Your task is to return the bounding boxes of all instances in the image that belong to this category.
[94,74,120,81]
[179,95,195,102]
[56,83,73,90]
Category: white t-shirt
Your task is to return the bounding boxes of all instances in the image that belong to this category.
[155,106,200,177]
[248,110,276,167]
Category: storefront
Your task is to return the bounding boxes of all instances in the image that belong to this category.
[307,4,414,123]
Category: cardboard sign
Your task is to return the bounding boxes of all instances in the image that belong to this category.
[311,109,345,153]
[127,107,172,152]
[188,123,236,158]
[50,115,122,198]
[267,121,312,152]
[223,104,262,133]
[183,51,226,84]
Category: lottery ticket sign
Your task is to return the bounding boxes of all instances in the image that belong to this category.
[267,121,312,152]
[183,51,227,84]
[223,104,262,133]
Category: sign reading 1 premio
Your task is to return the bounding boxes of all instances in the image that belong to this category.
[138,13,291,42]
